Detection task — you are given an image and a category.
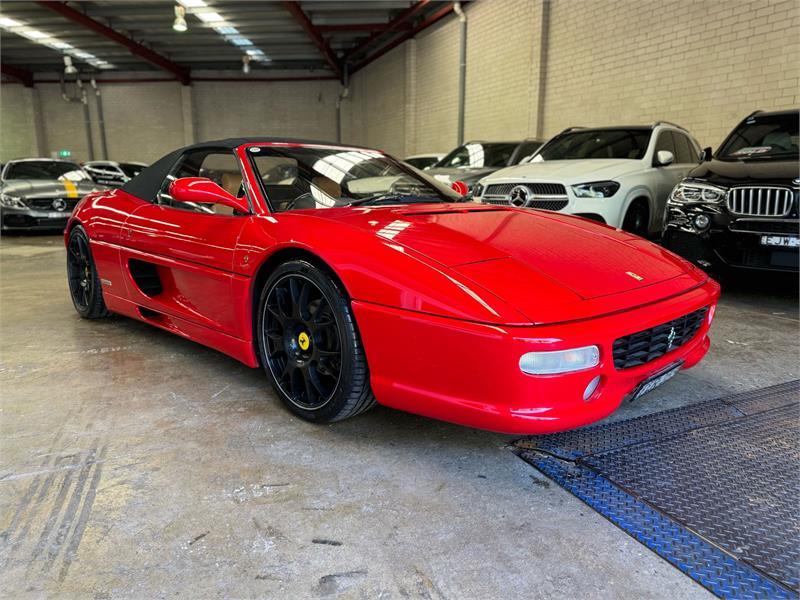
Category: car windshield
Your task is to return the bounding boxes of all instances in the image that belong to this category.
[405,156,439,170]
[249,146,461,212]
[533,129,652,161]
[120,163,145,178]
[716,112,799,160]
[435,142,518,169]
[4,160,89,181]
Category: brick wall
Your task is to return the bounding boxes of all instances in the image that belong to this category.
[344,44,407,155]
[463,0,542,141]
[1,75,339,163]
[543,0,800,147]
[343,0,799,155]
[1,85,38,161]
[2,0,797,162]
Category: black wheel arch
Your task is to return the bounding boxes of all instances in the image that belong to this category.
[626,196,652,231]
[251,248,352,360]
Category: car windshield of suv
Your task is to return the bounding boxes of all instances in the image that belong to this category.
[120,163,145,178]
[533,129,652,161]
[249,146,461,212]
[435,142,517,169]
[3,160,88,181]
[716,113,799,160]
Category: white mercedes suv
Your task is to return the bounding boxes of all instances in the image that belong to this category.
[472,123,702,236]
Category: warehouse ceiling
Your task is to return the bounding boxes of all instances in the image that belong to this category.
[0,0,453,84]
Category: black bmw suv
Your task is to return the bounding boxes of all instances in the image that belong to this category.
[663,109,798,273]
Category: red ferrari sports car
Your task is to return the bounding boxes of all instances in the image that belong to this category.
[65,138,720,434]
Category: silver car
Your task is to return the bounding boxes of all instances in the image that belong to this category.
[84,160,148,188]
[0,159,102,232]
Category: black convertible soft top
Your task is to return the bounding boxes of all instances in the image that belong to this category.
[121,137,342,202]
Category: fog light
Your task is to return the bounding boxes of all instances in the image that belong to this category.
[693,214,710,230]
[519,345,600,375]
[707,304,716,325]
[583,375,602,401]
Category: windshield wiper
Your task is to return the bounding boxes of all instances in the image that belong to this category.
[346,194,444,207]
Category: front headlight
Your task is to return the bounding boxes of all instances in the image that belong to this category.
[519,345,600,375]
[571,181,620,198]
[0,194,26,209]
[472,182,484,198]
[669,181,727,204]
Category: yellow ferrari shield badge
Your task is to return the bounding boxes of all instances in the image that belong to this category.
[298,332,310,351]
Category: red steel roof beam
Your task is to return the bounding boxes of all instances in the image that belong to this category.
[345,0,430,61]
[352,2,455,74]
[282,1,342,80]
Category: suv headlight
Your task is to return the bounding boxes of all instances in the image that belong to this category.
[0,194,26,209]
[472,182,484,198]
[670,181,727,204]
[571,181,620,198]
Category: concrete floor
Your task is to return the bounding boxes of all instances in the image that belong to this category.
[1,233,797,599]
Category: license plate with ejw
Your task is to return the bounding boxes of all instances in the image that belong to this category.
[761,235,799,248]
[630,362,683,402]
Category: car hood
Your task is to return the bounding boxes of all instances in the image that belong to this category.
[484,159,643,184]
[0,179,100,198]
[686,158,799,187]
[426,167,498,185]
[320,204,706,324]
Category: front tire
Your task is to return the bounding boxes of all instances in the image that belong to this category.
[66,225,109,319]
[256,260,375,423]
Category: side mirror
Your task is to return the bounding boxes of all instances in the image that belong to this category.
[655,150,674,167]
[169,177,250,213]
[451,180,469,196]
[700,147,713,162]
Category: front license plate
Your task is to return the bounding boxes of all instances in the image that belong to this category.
[761,235,799,248]
[47,212,67,219]
[630,362,683,402]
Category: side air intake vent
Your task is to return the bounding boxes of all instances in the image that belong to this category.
[129,259,163,297]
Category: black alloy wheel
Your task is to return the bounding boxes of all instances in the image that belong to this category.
[257,260,375,423]
[66,226,108,319]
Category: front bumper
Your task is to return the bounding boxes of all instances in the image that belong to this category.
[663,204,799,272]
[480,186,625,227]
[1,206,73,231]
[353,278,720,434]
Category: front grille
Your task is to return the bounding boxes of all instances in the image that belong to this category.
[613,307,708,369]
[727,187,794,217]
[483,197,568,210]
[730,219,799,235]
[484,182,567,197]
[482,182,568,210]
[528,199,569,210]
[24,197,80,211]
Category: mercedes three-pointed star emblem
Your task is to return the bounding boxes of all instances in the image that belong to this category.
[508,185,529,207]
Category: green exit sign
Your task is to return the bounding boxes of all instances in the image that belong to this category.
[57,149,72,158]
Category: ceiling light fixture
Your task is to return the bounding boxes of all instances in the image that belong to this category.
[173,5,188,32]
[64,56,78,75]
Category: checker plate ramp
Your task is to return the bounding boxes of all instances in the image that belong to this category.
[515,380,800,599]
